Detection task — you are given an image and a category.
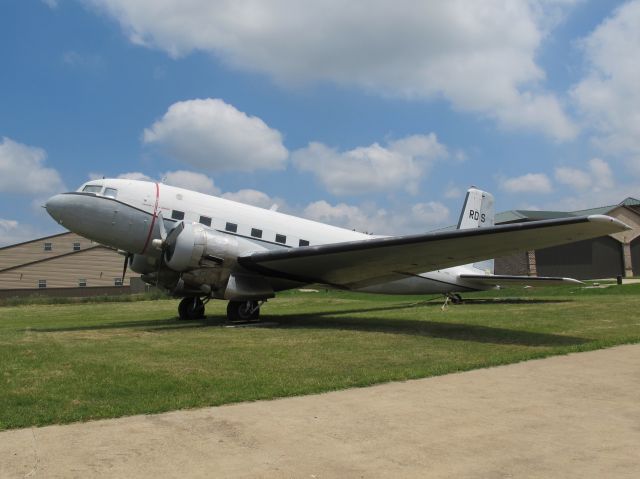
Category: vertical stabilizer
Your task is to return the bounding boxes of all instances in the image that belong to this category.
[456,187,495,229]
[457,187,495,274]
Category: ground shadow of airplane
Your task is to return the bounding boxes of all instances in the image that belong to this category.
[31,298,587,348]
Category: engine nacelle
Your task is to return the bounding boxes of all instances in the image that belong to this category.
[129,253,157,274]
[164,223,240,272]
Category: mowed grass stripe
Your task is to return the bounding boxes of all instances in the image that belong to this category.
[1,285,640,430]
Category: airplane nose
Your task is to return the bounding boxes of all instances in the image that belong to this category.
[45,194,67,225]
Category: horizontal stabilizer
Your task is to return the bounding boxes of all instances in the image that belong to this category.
[459,274,583,287]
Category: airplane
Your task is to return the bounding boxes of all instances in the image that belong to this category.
[44,179,629,321]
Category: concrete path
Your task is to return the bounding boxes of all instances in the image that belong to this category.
[2,345,639,478]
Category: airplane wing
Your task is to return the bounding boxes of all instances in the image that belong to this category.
[458,274,583,287]
[237,215,629,290]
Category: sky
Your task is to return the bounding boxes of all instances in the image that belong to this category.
[1,0,639,246]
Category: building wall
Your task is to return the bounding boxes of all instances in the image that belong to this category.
[494,251,528,275]
[496,206,640,279]
[0,233,137,291]
[536,236,624,280]
[631,237,640,275]
[0,232,96,271]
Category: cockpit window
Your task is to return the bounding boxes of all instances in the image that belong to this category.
[104,188,118,199]
[82,185,102,194]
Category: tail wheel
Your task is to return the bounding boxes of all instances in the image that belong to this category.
[227,300,260,322]
[178,297,205,320]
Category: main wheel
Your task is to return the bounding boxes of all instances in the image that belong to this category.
[451,293,463,304]
[178,297,205,320]
[226,300,260,322]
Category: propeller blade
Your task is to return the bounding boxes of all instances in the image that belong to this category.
[157,210,167,241]
[165,221,184,247]
[121,254,129,284]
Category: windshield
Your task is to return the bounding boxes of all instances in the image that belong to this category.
[82,184,103,194]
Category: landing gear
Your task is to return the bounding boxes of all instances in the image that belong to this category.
[450,293,463,304]
[442,293,463,311]
[226,300,261,322]
[178,296,206,320]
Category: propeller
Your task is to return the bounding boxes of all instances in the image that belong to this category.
[164,221,185,263]
[152,211,184,287]
[158,210,167,243]
[121,254,130,285]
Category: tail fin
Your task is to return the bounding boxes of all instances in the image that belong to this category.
[457,187,495,274]
[456,187,495,229]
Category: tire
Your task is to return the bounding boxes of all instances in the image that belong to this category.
[179,297,205,320]
[227,300,259,322]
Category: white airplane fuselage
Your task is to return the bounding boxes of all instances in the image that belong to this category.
[45,178,490,298]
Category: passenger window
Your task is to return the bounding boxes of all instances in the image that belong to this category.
[225,222,238,233]
[104,188,118,199]
[199,216,212,227]
[299,239,310,247]
[251,228,263,239]
[82,185,102,194]
[275,234,286,244]
[171,210,185,221]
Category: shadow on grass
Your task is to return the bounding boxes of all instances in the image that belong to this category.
[452,298,573,306]
[266,313,587,347]
[30,300,588,347]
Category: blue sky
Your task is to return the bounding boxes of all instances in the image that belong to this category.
[1,0,639,245]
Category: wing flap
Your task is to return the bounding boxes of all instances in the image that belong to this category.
[238,215,629,289]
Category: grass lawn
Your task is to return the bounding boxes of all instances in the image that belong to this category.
[1,284,640,430]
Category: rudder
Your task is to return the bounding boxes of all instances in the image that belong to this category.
[456,187,495,230]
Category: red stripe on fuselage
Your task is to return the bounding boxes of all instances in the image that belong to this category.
[141,182,160,254]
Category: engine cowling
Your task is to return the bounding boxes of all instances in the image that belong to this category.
[164,223,240,272]
[129,253,157,274]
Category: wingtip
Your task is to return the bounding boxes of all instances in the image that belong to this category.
[586,214,631,231]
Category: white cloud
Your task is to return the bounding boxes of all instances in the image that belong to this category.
[0,218,57,247]
[88,0,577,140]
[444,184,463,199]
[554,158,614,192]
[0,218,18,231]
[292,133,448,196]
[303,201,381,233]
[587,158,614,189]
[143,98,288,172]
[410,202,451,226]
[0,137,66,195]
[303,199,450,235]
[500,173,552,194]
[571,0,640,171]
[117,171,153,181]
[554,167,592,191]
[222,189,285,211]
[161,170,220,195]
[41,0,58,8]
[62,51,106,70]
[550,182,639,212]
[106,170,220,195]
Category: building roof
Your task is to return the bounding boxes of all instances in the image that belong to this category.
[495,210,574,224]
[497,197,640,224]
[0,230,72,251]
